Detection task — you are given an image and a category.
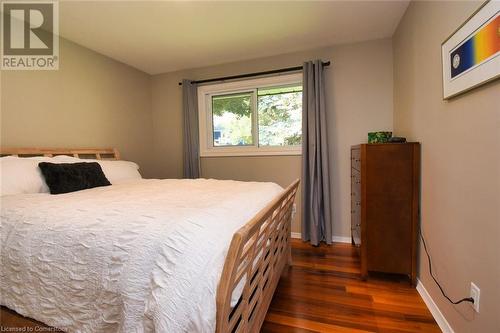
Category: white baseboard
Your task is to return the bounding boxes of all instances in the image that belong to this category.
[416,279,454,333]
[290,232,351,244]
[332,236,351,243]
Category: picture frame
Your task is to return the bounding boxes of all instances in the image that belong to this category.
[441,0,499,99]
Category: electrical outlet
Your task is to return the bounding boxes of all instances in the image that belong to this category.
[470,282,480,313]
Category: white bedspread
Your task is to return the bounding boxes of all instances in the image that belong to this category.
[0,179,283,333]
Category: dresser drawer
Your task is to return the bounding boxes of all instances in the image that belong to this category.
[351,206,361,246]
[351,224,361,246]
[351,148,361,171]
[351,167,362,247]
[351,168,361,195]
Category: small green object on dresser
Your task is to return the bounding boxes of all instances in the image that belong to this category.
[368,131,392,143]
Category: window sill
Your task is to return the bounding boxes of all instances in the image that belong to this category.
[200,148,302,157]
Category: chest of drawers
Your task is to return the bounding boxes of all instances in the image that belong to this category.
[351,143,420,284]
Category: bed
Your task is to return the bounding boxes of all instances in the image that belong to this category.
[0,148,299,333]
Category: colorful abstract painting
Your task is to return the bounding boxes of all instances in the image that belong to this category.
[450,15,500,79]
[442,1,500,99]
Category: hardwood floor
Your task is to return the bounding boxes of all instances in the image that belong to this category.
[261,239,441,333]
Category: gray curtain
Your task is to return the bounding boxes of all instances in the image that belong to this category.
[301,60,332,246]
[182,79,200,178]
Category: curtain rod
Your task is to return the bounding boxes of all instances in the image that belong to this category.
[178,61,330,86]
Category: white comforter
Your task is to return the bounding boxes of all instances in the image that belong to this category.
[0,179,283,333]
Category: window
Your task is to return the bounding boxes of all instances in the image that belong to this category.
[212,92,253,146]
[198,73,302,156]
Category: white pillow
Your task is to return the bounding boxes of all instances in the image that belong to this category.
[52,155,142,184]
[1,156,50,195]
[97,160,142,184]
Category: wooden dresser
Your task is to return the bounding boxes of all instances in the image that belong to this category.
[351,143,420,285]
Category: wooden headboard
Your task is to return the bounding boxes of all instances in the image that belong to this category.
[0,148,120,160]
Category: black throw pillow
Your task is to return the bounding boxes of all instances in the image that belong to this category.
[38,162,111,194]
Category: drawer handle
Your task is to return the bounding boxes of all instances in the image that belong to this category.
[356,181,361,184]
[356,202,360,206]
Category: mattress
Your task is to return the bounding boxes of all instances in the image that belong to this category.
[0,178,283,333]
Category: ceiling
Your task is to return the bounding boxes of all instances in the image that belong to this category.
[59,1,410,75]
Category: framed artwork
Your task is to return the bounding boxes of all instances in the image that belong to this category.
[441,0,499,99]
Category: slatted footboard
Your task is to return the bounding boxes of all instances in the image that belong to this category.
[216,179,300,333]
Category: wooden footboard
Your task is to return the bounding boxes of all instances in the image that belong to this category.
[216,179,300,333]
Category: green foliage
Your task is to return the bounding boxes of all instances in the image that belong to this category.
[284,133,302,146]
[212,94,251,118]
[211,87,303,147]
[258,85,302,96]
[258,91,302,146]
[367,131,392,143]
[258,99,291,126]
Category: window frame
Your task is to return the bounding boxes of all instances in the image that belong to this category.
[198,73,303,157]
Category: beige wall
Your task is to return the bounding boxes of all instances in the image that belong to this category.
[393,2,500,332]
[0,38,155,177]
[151,39,394,235]
[0,35,394,237]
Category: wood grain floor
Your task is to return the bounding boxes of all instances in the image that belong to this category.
[261,239,441,333]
